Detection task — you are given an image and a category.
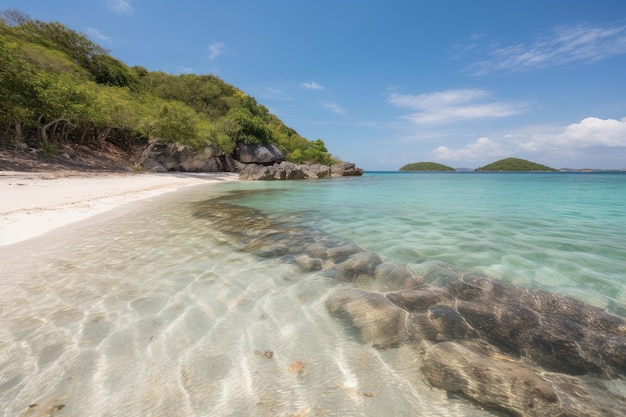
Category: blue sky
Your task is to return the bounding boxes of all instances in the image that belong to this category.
[4,0,626,169]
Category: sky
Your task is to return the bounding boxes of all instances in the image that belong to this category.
[3,0,626,170]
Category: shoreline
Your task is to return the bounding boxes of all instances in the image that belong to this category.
[0,170,239,247]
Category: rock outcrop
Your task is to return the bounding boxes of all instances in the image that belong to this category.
[140,141,241,172]
[239,161,363,180]
[140,140,363,179]
[193,194,626,417]
[234,143,284,164]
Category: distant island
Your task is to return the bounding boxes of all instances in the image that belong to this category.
[398,158,562,172]
[399,162,455,172]
[476,158,557,172]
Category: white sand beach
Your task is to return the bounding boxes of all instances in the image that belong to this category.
[0,170,239,246]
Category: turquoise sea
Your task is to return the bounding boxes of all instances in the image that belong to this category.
[1,172,625,416]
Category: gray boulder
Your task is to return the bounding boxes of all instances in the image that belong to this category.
[235,143,285,164]
[140,141,241,172]
[239,161,362,180]
[331,162,364,177]
[139,140,363,179]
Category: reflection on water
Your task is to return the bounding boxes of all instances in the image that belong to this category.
[0,185,498,417]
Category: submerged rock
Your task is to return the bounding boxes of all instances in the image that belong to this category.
[373,263,425,290]
[334,251,383,282]
[421,341,626,417]
[326,289,409,348]
[194,191,626,417]
[325,266,626,416]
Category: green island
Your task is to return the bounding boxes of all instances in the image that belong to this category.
[399,162,455,172]
[0,12,336,169]
[476,157,557,172]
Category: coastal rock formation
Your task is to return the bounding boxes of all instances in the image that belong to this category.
[239,161,363,180]
[140,141,241,172]
[331,162,364,177]
[140,141,364,179]
[234,143,285,164]
[194,193,626,417]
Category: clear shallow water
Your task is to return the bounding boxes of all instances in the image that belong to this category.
[0,172,625,416]
[230,172,626,309]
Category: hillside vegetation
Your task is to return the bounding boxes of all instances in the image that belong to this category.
[399,162,455,171]
[0,10,335,165]
[476,158,556,172]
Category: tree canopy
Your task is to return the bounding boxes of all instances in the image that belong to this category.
[0,11,337,165]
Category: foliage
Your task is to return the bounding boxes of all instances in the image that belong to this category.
[399,162,455,171]
[0,11,337,165]
[11,19,138,88]
[288,139,335,165]
[225,107,272,144]
[142,72,237,118]
[38,140,58,156]
[89,54,139,89]
[0,33,37,142]
[476,158,556,172]
[1,9,31,26]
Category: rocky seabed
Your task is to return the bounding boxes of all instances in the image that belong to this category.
[199,191,626,417]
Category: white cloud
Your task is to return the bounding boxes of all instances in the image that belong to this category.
[208,42,226,60]
[388,89,525,125]
[87,27,112,43]
[469,22,626,74]
[518,116,626,151]
[389,89,488,108]
[108,0,133,15]
[300,81,325,90]
[432,137,505,161]
[322,102,347,115]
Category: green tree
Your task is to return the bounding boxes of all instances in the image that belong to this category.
[14,20,137,88]
[225,107,272,144]
[0,32,38,142]
[137,98,209,148]
[90,54,139,89]
[288,138,334,165]
[206,116,240,154]
[16,20,107,65]
[90,85,139,142]
[142,72,239,119]
[35,71,97,143]
[2,9,31,26]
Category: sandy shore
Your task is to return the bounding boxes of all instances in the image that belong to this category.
[0,170,239,246]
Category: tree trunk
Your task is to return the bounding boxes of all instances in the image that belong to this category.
[14,121,22,141]
[97,126,112,143]
[39,116,66,143]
